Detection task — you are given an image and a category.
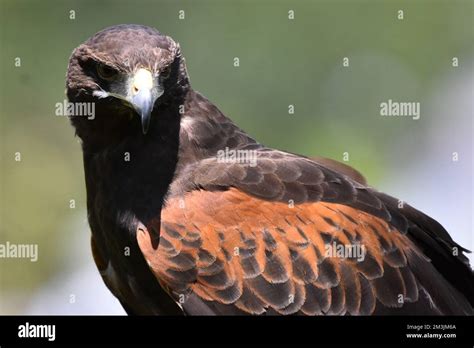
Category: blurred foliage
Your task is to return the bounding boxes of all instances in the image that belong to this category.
[0,0,472,306]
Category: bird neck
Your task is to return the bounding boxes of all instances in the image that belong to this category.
[81,100,182,226]
[174,90,262,176]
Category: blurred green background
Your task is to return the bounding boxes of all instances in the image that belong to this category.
[0,0,472,314]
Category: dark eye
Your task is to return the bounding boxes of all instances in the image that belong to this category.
[96,63,118,80]
[160,66,171,79]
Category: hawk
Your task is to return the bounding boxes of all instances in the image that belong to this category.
[67,24,473,315]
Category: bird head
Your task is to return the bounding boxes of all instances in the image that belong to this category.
[66,24,189,137]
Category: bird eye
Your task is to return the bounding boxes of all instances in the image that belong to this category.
[96,64,118,80]
[160,66,171,79]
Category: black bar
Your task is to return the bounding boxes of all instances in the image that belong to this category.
[0,315,472,346]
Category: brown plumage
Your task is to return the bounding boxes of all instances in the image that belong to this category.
[67,24,473,315]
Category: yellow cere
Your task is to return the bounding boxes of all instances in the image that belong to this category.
[132,68,153,93]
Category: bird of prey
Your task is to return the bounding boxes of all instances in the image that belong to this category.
[67,24,473,315]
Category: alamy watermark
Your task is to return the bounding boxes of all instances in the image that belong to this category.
[325,241,366,262]
[216,147,258,167]
[18,322,55,341]
[0,241,38,262]
[55,99,95,120]
[380,99,420,120]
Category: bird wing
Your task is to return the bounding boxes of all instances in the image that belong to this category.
[137,151,473,315]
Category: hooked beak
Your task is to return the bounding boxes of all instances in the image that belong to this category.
[131,68,163,134]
